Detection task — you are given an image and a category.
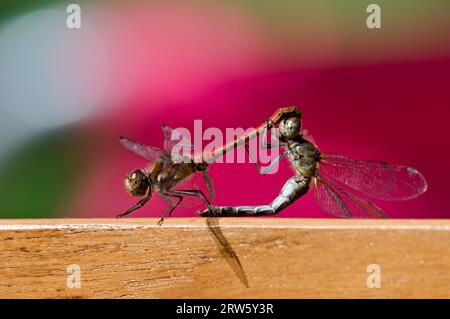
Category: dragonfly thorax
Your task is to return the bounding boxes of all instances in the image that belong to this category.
[195,162,208,172]
[287,139,320,177]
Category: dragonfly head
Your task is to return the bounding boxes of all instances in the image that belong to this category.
[279,116,301,139]
[124,169,151,197]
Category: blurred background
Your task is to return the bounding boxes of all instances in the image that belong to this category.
[0,0,449,219]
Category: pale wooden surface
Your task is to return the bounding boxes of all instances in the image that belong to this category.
[0,218,448,299]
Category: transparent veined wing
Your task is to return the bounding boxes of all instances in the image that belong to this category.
[119,136,166,162]
[161,124,195,152]
[314,174,388,218]
[319,154,427,201]
[161,124,177,152]
[202,171,216,202]
[171,169,215,208]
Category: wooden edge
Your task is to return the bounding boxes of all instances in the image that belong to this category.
[0,218,449,299]
[1,217,449,229]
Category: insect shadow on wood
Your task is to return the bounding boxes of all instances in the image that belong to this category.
[206,217,249,288]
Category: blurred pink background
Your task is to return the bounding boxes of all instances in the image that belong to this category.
[74,58,449,219]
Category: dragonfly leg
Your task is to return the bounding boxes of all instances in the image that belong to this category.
[245,143,288,175]
[258,122,278,149]
[158,192,183,225]
[116,194,151,218]
[171,189,218,214]
[197,175,310,217]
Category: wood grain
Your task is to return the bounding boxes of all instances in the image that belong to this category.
[0,218,448,298]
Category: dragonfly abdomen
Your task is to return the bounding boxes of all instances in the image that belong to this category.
[199,175,310,216]
[270,175,311,212]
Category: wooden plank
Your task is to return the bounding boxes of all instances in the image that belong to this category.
[0,218,448,298]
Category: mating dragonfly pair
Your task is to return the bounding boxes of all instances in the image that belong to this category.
[118,107,427,224]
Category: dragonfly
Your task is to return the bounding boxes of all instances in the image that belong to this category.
[117,108,293,224]
[198,106,428,218]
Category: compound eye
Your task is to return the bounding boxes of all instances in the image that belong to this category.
[283,117,300,137]
[124,169,148,196]
[129,170,142,182]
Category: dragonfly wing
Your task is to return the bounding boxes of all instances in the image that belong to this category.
[119,136,165,162]
[202,171,216,202]
[314,174,388,218]
[162,124,176,152]
[172,174,200,208]
[319,153,427,201]
[161,124,196,155]
[171,171,215,208]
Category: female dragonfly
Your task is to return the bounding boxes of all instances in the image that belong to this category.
[198,107,428,218]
